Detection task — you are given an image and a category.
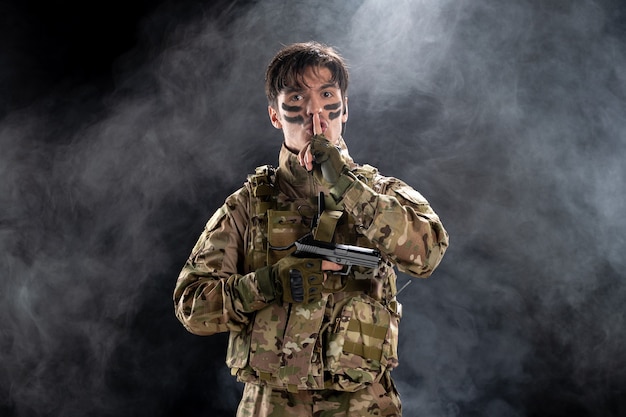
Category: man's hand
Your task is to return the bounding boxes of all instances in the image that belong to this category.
[297,114,348,186]
[297,113,324,171]
[309,135,348,185]
[256,256,342,304]
[321,260,344,273]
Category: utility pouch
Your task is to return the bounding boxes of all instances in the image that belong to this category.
[226,328,251,370]
[247,299,327,390]
[267,209,310,266]
[325,294,400,392]
[247,303,290,378]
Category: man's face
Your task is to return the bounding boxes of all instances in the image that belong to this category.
[268,66,348,153]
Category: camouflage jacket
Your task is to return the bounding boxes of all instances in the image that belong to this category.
[173,138,449,392]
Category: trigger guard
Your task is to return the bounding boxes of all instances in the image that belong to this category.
[337,264,351,276]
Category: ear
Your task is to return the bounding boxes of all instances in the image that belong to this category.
[268,105,283,129]
[341,97,349,123]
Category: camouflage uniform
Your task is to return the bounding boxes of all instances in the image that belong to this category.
[174,137,448,416]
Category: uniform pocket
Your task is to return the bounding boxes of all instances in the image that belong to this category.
[325,294,399,391]
[247,303,290,377]
[266,209,310,265]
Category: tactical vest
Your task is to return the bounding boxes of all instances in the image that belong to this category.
[226,164,401,393]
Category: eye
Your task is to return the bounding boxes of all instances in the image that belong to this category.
[322,91,334,98]
[290,94,303,102]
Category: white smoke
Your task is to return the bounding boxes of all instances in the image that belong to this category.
[2,0,625,416]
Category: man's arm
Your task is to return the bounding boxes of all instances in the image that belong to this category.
[340,176,448,277]
[173,190,272,336]
[174,188,344,335]
[307,136,449,277]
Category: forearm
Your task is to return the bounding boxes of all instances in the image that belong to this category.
[173,195,274,335]
[174,267,231,335]
[308,134,448,276]
[174,264,274,336]
[339,176,449,277]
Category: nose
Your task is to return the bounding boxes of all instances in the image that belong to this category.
[306,95,323,116]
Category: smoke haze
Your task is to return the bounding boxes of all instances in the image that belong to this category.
[2,0,625,416]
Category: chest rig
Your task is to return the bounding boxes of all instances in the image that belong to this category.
[229,164,401,393]
[244,165,377,277]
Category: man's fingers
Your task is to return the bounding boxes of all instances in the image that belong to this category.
[322,260,343,283]
[312,113,322,135]
[321,260,343,271]
[297,144,315,171]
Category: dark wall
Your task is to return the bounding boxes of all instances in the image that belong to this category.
[2,1,625,416]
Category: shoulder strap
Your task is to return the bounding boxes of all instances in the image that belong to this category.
[244,165,279,271]
[247,164,277,216]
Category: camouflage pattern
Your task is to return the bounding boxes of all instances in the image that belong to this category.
[173,137,449,412]
[247,297,327,389]
[325,294,399,392]
[236,372,402,416]
[309,134,349,186]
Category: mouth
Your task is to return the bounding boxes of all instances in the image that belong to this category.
[305,120,328,136]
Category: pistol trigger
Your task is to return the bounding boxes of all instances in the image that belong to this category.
[338,265,351,276]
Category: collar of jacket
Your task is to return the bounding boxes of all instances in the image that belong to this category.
[277,137,356,187]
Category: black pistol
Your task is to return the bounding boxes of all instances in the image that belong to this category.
[293,234,380,275]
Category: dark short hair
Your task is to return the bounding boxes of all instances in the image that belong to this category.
[265,41,349,108]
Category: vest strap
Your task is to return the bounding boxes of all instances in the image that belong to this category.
[314,209,343,242]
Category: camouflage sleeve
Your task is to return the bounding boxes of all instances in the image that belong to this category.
[340,174,449,278]
[173,188,274,336]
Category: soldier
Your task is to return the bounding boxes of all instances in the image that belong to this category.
[174,41,449,416]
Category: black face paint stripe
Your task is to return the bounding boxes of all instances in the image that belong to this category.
[324,102,342,111]
[284,115,305,124]
[329,110,342,120]
[282,103,302,112]
[326,102,343,120]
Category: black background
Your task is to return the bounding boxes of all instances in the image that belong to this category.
[2,0,626,416]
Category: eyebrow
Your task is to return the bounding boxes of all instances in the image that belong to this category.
[319,83,338,90]
[283,82,339,94]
